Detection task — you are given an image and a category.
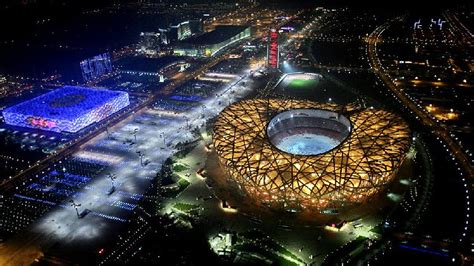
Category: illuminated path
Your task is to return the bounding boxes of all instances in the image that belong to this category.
[0,14,301,265]
[0,65,256,265]
[0,41,241,194]
[366,19,473,178]
[1,7,295,194]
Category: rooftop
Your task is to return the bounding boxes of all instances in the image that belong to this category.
[180,25,249,45]
[3,86,128,120]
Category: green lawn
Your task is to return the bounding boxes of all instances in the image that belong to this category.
[233,243,299,266]
[161,178,190,198]
[173,202,200,212]
[288,78,319,89]
[178,178,190,187]
[173,163,189,172]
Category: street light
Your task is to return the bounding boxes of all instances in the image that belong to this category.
[185,117,190,128]
[69,199,81,218]
[108,173,117,188]
[131,128,139,142]
[136,150,144,167]
[160,132,166,146]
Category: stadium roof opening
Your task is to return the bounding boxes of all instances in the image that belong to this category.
[267,109,351,155]
[2,86,130,133]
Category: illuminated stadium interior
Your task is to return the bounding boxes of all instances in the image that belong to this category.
[267,109,351,155]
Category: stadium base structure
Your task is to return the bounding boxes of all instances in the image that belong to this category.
[2,86,130,133]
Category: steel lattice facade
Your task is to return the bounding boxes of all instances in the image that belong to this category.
[213,99,411,210]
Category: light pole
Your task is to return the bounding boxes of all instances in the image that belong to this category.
[69,199,81,218]
[108,173,117,189]
[201,105,206,118]
[160,132,166,146]
[185,117,190,128]
[136,150,144,167]
[132,128,138,142]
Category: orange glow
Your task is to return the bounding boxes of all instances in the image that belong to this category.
[213,99,411,210]
[425,105,459,121]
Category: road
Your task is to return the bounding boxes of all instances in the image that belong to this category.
[0,48,236,194]
[0,60,257,266]
[443,9,473,47]
[0,12,298,194]
[366,19,473,178]
[0,14,305,265]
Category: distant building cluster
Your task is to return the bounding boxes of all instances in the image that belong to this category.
[139,20,251,57]
[173,25,251,57]
[139,19,204,55]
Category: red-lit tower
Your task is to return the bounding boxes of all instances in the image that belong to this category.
[267,29,280,69]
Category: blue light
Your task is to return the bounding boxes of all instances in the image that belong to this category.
[2,86,129,133]
[399,244,449,257]
[169,95,203,102]
[14,193,57,206]
[80,53,113,82]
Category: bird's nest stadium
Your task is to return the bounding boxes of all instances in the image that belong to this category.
[212,99,411,211]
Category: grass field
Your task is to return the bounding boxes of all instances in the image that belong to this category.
[288,78,319,89]
[173,202,200,212]
[173,163,189,172]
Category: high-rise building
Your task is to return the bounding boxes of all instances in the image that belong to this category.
[79,53,113,82]
[158,19,204,45]
[267,29,280,69]
[177,20,204,40]
[173,25,251,57]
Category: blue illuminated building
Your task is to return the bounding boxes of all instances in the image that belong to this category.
[2,86,129,133]
[80,52,113,82]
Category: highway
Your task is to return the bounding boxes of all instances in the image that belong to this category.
[366,19,473,178]
[443,9,473,47]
